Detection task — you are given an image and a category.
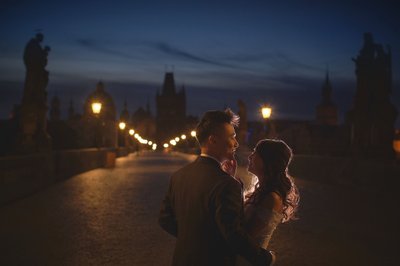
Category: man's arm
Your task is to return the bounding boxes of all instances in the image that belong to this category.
[158,180,178,237]
[214,177,274,266]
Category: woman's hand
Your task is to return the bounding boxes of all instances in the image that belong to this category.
[221,159,237,177]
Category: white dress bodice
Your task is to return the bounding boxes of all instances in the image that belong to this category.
[236,201,283,265]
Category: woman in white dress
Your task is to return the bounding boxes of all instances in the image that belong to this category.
[225,139,300,265]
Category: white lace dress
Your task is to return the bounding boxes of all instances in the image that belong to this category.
[236,202,283,265]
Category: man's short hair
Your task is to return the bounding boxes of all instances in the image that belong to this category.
[195,108,239,146]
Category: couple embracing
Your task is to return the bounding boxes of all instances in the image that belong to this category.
[159,109,299,266]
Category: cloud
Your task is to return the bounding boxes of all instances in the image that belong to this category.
[76,39,140,61]
[214,51,325,78]
[150,42,245,70]
[274,52,323,72]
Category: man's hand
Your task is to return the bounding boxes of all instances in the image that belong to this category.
[221,159,237,177]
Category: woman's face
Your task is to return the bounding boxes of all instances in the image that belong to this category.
[247,150,265,178]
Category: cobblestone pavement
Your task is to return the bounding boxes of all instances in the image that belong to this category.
[0,152,188,265]
[0,152,397,265]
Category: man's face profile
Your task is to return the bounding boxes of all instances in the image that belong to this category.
[212,123,238,162]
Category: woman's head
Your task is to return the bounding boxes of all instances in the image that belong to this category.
[248,139,292,183]
[246,139,299,223]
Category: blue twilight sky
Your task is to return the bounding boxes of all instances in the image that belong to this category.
[0,0,399,125]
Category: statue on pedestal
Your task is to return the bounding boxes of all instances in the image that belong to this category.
[17,33,52,153]
[347,33,397,158]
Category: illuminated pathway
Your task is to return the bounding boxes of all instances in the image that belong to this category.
[0,151,191,265]
[0,151,395,265]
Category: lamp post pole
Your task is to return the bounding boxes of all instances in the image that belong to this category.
[118,121,126,148]
[91,102,102,148]
[261,106,272,139]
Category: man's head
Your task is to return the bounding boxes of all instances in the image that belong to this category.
[196,109,239,162]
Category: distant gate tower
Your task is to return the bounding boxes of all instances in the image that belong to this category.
[156,72,186,144]
[316,71,338,126]
[347,33,398,158]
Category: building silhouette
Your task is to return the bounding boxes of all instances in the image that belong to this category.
[156,72,186,143]
[131,104,156,142]
[118,101,130,147]
[346,32,397,158]
[49,95,61,121]
[316,71,338,126]
[82,81,117,148]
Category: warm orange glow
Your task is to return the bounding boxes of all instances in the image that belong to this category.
[163,143,169,148]
[191,130,196,137]
[181,134,186,139]
[119,122,126,130]
[91,102,102,114]
[175,137,180,142]
[129,129,135,135]
[261,106,272,119]
[394,140,400,153]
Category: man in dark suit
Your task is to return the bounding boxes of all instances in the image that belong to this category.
[159,109,275,266]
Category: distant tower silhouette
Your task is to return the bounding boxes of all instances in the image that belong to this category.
[119,100,130,123]
[316,71,338,125]
[156,72,186,143]
[49,95,61,121]
[346,32,397,157]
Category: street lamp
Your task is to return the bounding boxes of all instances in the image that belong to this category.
[91,102,102,148]
[191,130,196,137]
[119,122,126,130]
[261,105,274,138]
[118,121,127,147]
[129,129,135,136]
[261,106,272,120]
[92,102,102,114]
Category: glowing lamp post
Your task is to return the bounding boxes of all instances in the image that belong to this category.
[91,102,102,148]
[261,106,271,120]
[119,122,126,130]
[117,121,127,147]
[261,105,274,138]
[92,102,102,114]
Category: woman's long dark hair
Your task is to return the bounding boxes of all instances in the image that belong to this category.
[245,139,300,223]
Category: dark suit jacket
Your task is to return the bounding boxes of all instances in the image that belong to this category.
[159,156,271,266]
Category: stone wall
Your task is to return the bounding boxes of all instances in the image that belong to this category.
[236,152,400,191]
[0,148,118,205]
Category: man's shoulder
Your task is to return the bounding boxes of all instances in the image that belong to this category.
[172,157,233,180]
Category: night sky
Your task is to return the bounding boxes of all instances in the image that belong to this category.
[1,0,399,126]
